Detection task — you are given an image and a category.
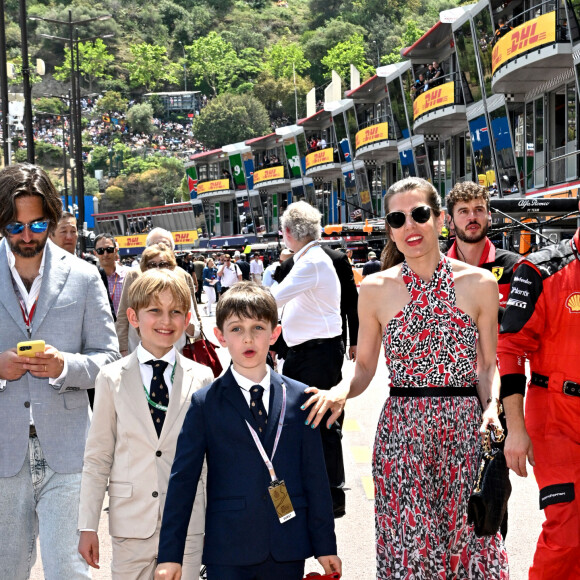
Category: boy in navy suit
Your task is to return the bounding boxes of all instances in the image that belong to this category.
[155,282,341,580]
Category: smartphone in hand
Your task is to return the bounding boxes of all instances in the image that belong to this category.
[17,340,46,357]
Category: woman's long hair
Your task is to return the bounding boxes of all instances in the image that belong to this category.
[381,177,442,271]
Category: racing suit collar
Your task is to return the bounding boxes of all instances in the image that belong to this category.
[447,237,495,266]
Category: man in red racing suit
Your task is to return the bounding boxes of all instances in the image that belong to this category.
[498,224,580,579]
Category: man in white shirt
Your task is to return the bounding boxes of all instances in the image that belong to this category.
[217,253,242,295]
[250,253,264,284]
[271,201,346,518]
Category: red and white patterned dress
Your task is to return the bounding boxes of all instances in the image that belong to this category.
[374,256,509,579]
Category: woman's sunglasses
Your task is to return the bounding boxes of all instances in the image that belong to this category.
[146,261,172,269]
[5,220,49,235]
[386,206,432,229]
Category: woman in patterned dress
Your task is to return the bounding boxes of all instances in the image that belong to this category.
[305,177,509,578]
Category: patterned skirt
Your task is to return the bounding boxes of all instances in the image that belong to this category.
[373,395,509,580]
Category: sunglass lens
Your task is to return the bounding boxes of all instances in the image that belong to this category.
[386,212,406,229]
[412,206,431,223]
[5,223,24,234]
[30,221,49,233]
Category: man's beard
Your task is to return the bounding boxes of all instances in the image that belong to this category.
[9,234,48,258]
[455,220,489,244]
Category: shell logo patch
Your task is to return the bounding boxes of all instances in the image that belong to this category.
[491,266,504,281]
[566,292,580,313]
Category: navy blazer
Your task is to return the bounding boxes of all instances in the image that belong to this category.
[158,368,337,567]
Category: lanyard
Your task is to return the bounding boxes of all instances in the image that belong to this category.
[245,384,287,482]
[295,241,320,262]
[142,363,176,412]
[109,271,120,301]
[11,274,38,337]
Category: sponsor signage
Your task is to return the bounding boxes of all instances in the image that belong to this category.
[229,153,246,188]
[284,138,302,178]
[305,147,334,169]
[197,178,230,195]
[253,165,285,185]
[117,230,199,249]
[413,82,455,120]
[492,12,555,74]
[355,122,389,150]
[186,166,198,199]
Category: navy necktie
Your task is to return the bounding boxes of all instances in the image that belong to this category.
[250,385,268,438]
[145,360,169,437]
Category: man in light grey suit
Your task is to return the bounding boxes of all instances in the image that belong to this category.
[0,163,120,579]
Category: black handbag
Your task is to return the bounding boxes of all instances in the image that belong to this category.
[468,427,512,537]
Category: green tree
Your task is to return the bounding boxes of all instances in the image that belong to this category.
[96,91,129,115]
[54,39,114,93]
[126,43,180,91]
[33,97,67,115]
[186,32,242,96]
[321,33,373,80]
[253,71,313,122]
[382,21,424,65]
[193,93,270,149]
[126,103,154,134]
[266,39,310,80]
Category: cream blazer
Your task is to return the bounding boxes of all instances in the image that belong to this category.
[78,350,213,540]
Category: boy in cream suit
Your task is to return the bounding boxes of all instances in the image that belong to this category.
[78,269,213,579]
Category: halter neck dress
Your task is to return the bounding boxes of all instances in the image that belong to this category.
[373,256,509,579]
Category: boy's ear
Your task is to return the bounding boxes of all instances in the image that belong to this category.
[214,327,227,347]
[269,324,282,346]
[127,307,140,330]
[185,311,192,326]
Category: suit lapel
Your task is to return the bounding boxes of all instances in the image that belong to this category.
[32,242,71,335]
[222,367,256,428]
[159,354,194,444]
[264,373,283,446]
[0,240,27,336]
[121,352,159,443]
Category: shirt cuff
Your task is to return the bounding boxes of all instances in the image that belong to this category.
[49,357,68,387]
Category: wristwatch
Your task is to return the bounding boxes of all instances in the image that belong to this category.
[486,396,503,414]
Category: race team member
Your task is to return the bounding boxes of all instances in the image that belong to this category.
[498,203,580,579]
[446,181,520,315]
[446,181,521,538]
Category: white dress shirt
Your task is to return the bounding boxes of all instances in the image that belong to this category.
[271,241,341,347]
[231,366,271,414]
[137,343,177,397]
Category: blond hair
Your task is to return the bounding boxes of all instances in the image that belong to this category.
[128,269,190,314]
[140,243,177,272]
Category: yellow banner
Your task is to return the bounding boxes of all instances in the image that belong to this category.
[413,82,455,120]
[305,148,334,169]
[355,123,389,150]
[197,179,230,195]
[117,229,198,249]
[359,189,371,204]
[253,165,284,185]
[492,12,555,74]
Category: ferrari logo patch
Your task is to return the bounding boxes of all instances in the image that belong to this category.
[491,267,504,281]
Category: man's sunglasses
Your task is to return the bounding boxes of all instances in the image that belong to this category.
[386,206,432,229]
[95,246,116,255]
[5,220,49,235]
[145,261,172,269]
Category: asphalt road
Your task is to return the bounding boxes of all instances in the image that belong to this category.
[31,312,543,579]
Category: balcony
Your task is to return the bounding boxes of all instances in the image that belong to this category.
[354,118,398,161]
[491,5,572,95]
[304,147,342,178]
[196,178,233,201]
[252,164,291,191]
[412,75,466,135]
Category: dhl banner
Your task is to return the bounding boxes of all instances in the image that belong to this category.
[197,179,230,195]
[117,229,199,249]
[355,123,390,150]
[492,12,555,74]
[413,82,455,120]
[305,148,334,169]
[253,165,285,185]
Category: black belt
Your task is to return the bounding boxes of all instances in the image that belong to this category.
[531,372,580,397]
[389,386,478,398]
[289,335,343,352]
[29,425,37,438]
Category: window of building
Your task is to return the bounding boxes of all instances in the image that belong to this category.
[455,20,483,104]
[387,79,410,140]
